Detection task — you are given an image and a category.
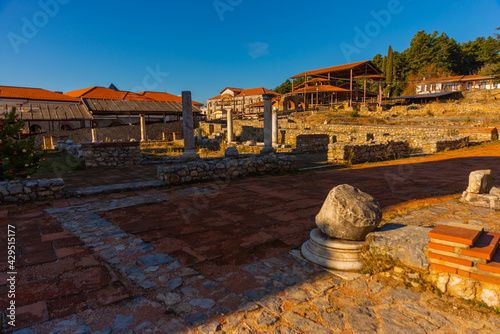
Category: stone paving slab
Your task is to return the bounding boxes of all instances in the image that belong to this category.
[2,143,500,333]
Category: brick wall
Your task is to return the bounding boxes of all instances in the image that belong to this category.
[427,224,500,307]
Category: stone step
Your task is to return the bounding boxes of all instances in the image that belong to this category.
[478,248,500,274]
[428,224,482,246]
[461,231,500,261]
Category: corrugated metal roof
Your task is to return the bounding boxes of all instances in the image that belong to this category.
[0,103,92,120]
[83,99,201,114]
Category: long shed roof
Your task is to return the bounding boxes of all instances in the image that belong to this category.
[0,103,92,121]
[82,99,201,115]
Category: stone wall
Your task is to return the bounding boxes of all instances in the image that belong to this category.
[296,134,330,152]
[35,121,184,149]
[328,141,411,165]
[0,178,64,204]
[458,127,498,142]
[421,136,469,154]
[157,154,297,185]
[81,142,142,168]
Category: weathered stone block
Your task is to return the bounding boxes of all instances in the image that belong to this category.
[466,170,494,194]
[316,184,382,241]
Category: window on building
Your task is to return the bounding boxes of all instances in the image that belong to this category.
[30,124,42,133]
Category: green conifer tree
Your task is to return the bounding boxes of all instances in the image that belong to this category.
[0,107,42,180]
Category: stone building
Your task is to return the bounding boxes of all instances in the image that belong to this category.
[0,85,201,133]
[207,87,280,120]
[416,75,500,95]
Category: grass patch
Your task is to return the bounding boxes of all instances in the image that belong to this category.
[35,150,85,175]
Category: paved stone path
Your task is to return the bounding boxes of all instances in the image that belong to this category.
[1,143,500,333]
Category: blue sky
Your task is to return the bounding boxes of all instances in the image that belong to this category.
[1,0,499,104]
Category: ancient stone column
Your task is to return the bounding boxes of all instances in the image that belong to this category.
[181,91,200,161]
[91,128,97,143]
[260,93,276,154]
[272,107,278,147]
[227,110,234,143]
[197,128,202,141]
[140,114,146,142]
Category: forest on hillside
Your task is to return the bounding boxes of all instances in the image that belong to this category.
[274,28,500,97]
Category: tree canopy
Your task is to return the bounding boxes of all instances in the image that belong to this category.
[273,28,500,96]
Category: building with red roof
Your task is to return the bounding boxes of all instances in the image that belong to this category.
[0,85,80,104]
[207,87,280,119]
[416,75,500,95]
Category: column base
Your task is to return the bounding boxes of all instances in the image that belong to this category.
[260,147,276,154]
[301,228,365,271]
[181,150,200,161]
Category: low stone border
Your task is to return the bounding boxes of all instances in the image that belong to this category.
[328,140,411,165]
[157,154,297,185]
[0,178,64,204]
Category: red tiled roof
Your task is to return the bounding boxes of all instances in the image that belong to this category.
[209,87,280,100]
[291,60,379,79]
[419,75,494,84]
[66,87,155,101]
[0,85,79,102]
[289,85,350,94]
[138,91,204,106]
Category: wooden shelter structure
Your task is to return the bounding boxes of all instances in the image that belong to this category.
[0,103,92,133]
[288,60,384,110]
[82,98,201,126]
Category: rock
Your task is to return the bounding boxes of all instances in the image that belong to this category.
[490,187,500,197]
[225,147,239,158]
[189,298,216,309]
[113,315,134,331]
[466,170,494,194]
[315,184,382,241]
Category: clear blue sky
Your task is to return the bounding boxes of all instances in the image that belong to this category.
[1,0,499,104]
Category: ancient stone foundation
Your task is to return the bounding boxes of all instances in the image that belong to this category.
[296,134,330,153]
[81,142,142,168]
[421,136,469,154]
[157,154,297,185]
[0,178,64,204]
[328,141,411,165]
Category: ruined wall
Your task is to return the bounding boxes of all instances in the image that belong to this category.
[328,141,411,165]
[296,134,330,152]
[421,137,469,154]
[157,155,297,185]
[35,122,184,149]
[81,142,142,168]
[0,178,64,204]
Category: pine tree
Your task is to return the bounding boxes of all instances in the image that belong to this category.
[0,107,42,180]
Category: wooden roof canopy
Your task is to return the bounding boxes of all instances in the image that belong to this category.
[290,60,383,80]
[0,103,92,121]
[82,99,202,115]
[287,85,350,95]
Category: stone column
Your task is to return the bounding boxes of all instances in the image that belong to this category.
[272,107,278,147]
[260,93,276,154]
[197,128,202,141]
[91,128,97,143]
[227,110,234,143]
[181,91,200,161]
[140,114,146,142]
